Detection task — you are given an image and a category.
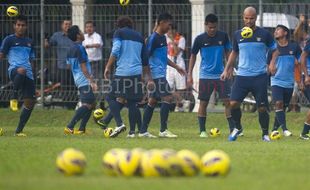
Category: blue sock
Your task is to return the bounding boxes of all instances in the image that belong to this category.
[273,116,280,131]
[259,111,269,135]
[127,101,140,134]
[275,110,287,131]
[79,108,92,132]
[67,106,89,129]
[231,108,242,130]
[227,116,234,132]
[301,123,310,135]
[16,107,33,133]
[108,99,123,127]
[12,73,25,99]
[198,116,206,133]
[160,102,170,132]
[140,104,155,133]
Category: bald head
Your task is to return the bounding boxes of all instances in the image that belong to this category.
[243,6,257,29]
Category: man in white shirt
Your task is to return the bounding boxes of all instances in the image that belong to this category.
[82,21,103,79]
[166,24,187,112]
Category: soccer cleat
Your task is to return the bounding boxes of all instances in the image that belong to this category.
[283,130,292,137]
[14,132,27,137]
[96,119,108,130]
[138,132,157,138]
[126,133,135,138]
[199,131,207,138]
[237,128,244,137]
[10,99,18,112]
[228,128,239,141]
[109,124,126,138]
[299,134,310,140]
[262,135,271,142]
[73,130,85,135]
[159,130,177,138]
[64,127,74,135]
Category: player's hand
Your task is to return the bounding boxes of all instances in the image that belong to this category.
[187,74,193,87]
[146,79,155,91]
[220,69,232,81]
[104,68,111,79]
[176,66,186,76]
[268,64,277,75]
[91,82,98,91]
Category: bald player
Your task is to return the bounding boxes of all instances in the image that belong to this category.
[221,7,278,142]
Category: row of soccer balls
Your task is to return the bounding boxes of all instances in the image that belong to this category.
[56,148,231,177]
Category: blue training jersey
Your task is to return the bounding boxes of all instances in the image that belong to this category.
[191,31,232,79]
[304,39,310,75]
[270,42,301,88]
[233,27,276,76]
[67,42,91,88]
[146,32,168,79]
[0,34,35,80]
[111,27,147,76]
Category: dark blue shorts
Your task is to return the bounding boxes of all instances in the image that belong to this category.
[271,85,293,107]
[111,75,143,102]
[79,85,95,104]
[198,79,231,101]
[230,73,269,107]
[149,77,171,99]
[10,68,36,99]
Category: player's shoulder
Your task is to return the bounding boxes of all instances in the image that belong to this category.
[194,32,207,41]
[256,27,272,36]
[2,34,15,42]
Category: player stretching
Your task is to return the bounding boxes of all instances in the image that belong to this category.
[269,25,301,137]
[188,13,234,138]
[0,15,35,136]
[221,7,278,142]
[139,13,186,138]
[64,25,97,134]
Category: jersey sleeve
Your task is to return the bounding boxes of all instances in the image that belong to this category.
[141,42,148,66]
[224,33,232,51]
[110,30,122,58]
[232,31,239,52]
[0,36,11,55]
[191,35,200,55]
[266,32,276,51]
[146,34,156,57]
[79,46,88,64]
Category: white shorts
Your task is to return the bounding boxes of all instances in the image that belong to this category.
[166,62,186,90]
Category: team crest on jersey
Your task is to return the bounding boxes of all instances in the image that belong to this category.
[219,41,223,45]
[27,43,31,47]
[256,37,261,42]
[289,51,293,55]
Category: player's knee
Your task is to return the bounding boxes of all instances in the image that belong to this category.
[275,101,283,110]
[162,95,173,103]
[82,103,93,110]
[116,97,126,105]
[24,99,35,109]
[199,100,208,108]
[223,99,230,107]
[17,67,26,75]
[148,98,157,107]
[230,101,240,109]
[257,106,267,113]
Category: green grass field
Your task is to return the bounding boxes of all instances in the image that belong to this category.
[0,108,309,190]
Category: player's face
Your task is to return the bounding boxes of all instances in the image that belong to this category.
[205,22,217,37]
[62,20,72,33]
[14,20,27,36]
[160,20,172,34]
[274,27,286,40]
[85,23,94,35]
[243,12,256,28]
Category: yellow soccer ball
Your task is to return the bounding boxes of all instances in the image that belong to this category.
[0,128,4,136]
[7,6,19,17]
[270,131,281,140]
[177,149,201,176]
[118,148,144,177]
[119,0,130,6]
[93,108,106,120]
[241,26,253,39]
[201,149,231,177]
[141,149,170,177]
[56,148,87,176]
[103,127,113,138]
[102,148,126,176]
[161,149,183,176]
[209,128,221,137]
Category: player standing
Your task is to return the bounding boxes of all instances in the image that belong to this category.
[0,15,35,136]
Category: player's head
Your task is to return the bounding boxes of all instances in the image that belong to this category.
[205,13,218,37]
[61,19,72,33]
[167,23,177,36]
[14,15,27,37]
[243,7,257,29]
[116,16,134,28]
[68,25,84,42]
[85,21,95,35]
[274,25,290,40]
[156,12,173,34]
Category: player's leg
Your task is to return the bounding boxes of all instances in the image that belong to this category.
[139,97,157,137]
[271,85,284,131]
[277,87,293,136]
[300,110,310,140]
[10,67,27,111]
[15,77,36,136]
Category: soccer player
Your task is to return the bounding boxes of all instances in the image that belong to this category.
[64,25,97,134]
[0,15,35,136]
[188,13,234,138]
[104,16,147,138]
[221,7,278,142]
[269,25,301,137]
[299,38,310,140]
[139,13,186,138]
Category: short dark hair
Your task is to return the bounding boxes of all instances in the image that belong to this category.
[14,15,27,24]
[116,16,134,28]
[157,12,173,24]
[205,14,218,24]
[276,24,290,39]
[85,20,96,27]
[67,25,80,41]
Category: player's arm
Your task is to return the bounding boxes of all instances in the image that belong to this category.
[221,50,237,80]
[301,50,310,85]
[168,59,186,76]
[187,54,196,87]
[80,61,97,91]
[104,56,116,79]
[268,49,279,75]
[84,35,102,48]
